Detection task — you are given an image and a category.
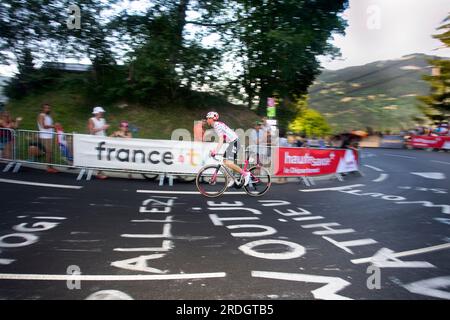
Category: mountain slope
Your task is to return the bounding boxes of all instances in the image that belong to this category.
[309,53,440,133]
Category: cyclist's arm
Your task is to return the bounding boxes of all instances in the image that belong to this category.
[215,135,224,154]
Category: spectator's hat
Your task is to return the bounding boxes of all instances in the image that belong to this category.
[92,106,106,114]
[256,120,263,126]
[120,121,129,127]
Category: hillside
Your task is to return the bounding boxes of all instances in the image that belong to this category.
[309,53,439,133]
[4,89,260,139]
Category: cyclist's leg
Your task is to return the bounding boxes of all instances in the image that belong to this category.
[223,140,242,174]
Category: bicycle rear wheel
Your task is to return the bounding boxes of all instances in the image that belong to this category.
[196,165,229,197]
[244,166,271,196]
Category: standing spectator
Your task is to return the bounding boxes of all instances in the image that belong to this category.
[194,119,206,142]
[0,111,22,159]
[88,106,109,136]
[278,129,291,147]
[88,106,109,179]
[37,104,59,173]
[249,121,267,164]
[318,137,327,149]
[110,121,133,138]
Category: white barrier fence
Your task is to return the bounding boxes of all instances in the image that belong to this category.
[1,129,360,183]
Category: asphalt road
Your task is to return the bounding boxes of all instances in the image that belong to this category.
[0,148,449,301]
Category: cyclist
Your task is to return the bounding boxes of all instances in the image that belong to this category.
[206,111,250,186]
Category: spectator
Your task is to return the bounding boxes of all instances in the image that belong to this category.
[37,104,59,173]
[194,119,206,142]
[88,106,109,136]
[0,111,22,159]
[318,137,327,149]
[295,135,305,147]
[340,134,352,149]
[110,121,133,138]
[249,120,267,164]
[278,129,291,147]
[88,106,109,179]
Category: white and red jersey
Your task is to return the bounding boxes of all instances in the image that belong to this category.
[213,121,238,143]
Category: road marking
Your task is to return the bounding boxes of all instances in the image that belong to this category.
[373,173,389,182]
[0,259,15,265]
[351,243,450,264]
[252,271,352,300]
[384,153,416,159]
[0,272,227,281]
[137,190,246,195]
[0,178,82,189]
[86,290,133,300]
[403,276,450,300]
[431,160,450,165]
[363,165,384,172]
[299,184,365,192]
[411,172,446,180]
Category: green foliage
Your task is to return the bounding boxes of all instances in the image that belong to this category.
[288,96,331,137]
[1,0,349,129]
[417,13,450,121]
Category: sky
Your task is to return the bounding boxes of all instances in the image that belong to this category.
[319,0,450,70]
[0,0,449,76]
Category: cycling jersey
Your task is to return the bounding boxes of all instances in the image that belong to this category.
[213,121,238,143]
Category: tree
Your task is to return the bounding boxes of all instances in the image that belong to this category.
[418,13,450,122]
[224,0,348,114]
[111,0,223,102]
[288,95,331,137]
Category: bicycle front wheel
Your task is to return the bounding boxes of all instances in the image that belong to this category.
[244,166,271,197]
[196,165,229,197]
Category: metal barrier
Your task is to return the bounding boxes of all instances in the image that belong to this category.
[0,128,16,166]
[14,129,74,169]
[1,129,360,186]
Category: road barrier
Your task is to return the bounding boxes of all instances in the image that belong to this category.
[0,128,15,163]
[1,129,361,185]
[406,135,450,150]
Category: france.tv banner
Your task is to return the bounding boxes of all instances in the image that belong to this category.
[73,134,220,174]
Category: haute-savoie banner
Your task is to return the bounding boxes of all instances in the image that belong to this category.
[409,135,450,149]
[73,134,221,174]
[273,147,359,176]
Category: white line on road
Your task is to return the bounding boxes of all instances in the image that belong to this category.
[431,160,450,165]
[363,165,384,172]
[384,154,416,159]
[299,184,365,192]
[351,243,450,264]
[137,190,246,195]
[0,272,227,281]
[411,172,446,180]
[373,173,389,182]
[0,178,82,190]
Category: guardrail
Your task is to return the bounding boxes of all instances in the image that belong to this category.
[1,129,361,185]
[0,128,16,163]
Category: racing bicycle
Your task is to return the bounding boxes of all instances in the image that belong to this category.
[195,153,271,197]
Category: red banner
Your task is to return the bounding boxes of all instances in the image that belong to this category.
[274,147,359,176]
[408,136,450,149]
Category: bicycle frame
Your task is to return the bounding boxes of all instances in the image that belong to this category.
[210,155,261,185]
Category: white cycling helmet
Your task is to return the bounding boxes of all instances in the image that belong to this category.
[206,111,219,120]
